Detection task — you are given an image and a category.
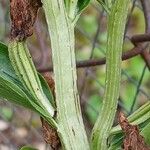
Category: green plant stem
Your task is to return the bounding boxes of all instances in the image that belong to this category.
[91,0,130,149]
[42,0,89,149]
[105,0,112,9]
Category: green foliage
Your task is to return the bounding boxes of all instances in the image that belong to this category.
[141,122,150,145]
[0,0,149,149]
[38,74,55,107]
[9,41,57,126]
[0,107,13,121]
[64,0,90,21]
[96,0,110,13]
[0,42,56,127]
[77,0,90,14]
[0,42,34,109]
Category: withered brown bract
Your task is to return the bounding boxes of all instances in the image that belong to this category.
[118,112,150,150]
[41,117,61,150]
[10,0,42,41]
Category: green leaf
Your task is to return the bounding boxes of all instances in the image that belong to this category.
[0,76,34,109]
[8,41,55,117]
[77,0,90,14]
[141,122,150,146]
[0,72,50,118]
[38,74,55,108]
[0,42,19,82]
[0,42,55,107]
[20,146,38,150]
[97,0,110,13]
[0,42,57,127]
[0,42,34,109]
[64,0,90,22]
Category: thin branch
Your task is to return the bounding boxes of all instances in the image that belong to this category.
[139,0,150,70]
[38,44,146,72]
[131,33,150,44]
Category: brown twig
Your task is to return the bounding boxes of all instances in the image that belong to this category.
[131,34,150,45]
[37,1,150,72]
[139,0,150,70]
[38,44,146,72]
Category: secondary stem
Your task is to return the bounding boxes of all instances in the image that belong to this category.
[91,0,130,149]
[42,0,89,149]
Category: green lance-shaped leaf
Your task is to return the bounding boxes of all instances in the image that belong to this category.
[64,0,90,22]
[141,121,150,146]
[8,41,56,126]
[96,0,110,13]
[77,0,90,14]
[0,42,56,127]
[91,0,130,149]
[0,42,33,109]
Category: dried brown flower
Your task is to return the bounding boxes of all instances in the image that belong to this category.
[118,112,150,150]
[10,0,42,41]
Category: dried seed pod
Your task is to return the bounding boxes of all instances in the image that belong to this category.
[10,0,42,41]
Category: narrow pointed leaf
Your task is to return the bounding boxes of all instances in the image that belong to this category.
[0,42,56,127]
[77,0,90,14]
[38,74,55,107]
[0,42,33,108]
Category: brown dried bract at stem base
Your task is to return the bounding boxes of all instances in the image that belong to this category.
[41,73,61,149]
[118,112,150,150]
[41,117,61,150]
[10,0,42,41]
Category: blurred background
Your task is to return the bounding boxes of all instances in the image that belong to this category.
[0,0,150,149]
